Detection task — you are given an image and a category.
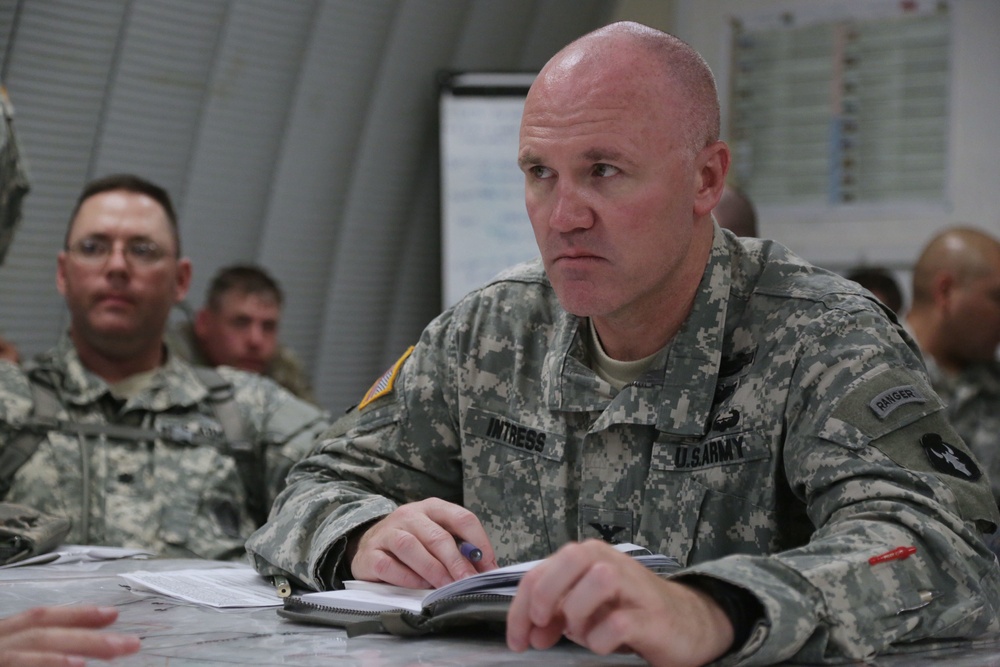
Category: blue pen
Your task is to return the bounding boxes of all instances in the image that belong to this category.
[456,537,483,562]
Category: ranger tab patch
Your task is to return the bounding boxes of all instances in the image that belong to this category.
[869,384,926,419]
[358,346,414,410]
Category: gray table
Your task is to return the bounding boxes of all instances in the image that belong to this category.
[3,556,1000,666]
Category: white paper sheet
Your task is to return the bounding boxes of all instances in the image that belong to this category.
[119,566,283,608]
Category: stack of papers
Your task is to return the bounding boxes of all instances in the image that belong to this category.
[119,566,283,608]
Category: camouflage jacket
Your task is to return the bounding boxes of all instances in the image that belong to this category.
[922,355,1000,504]
[166,321,317,405]
[247,229,1000,665]
[0,335,330,560]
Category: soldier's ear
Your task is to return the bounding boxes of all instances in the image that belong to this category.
[56,251,69,296]
[693,141,729,219]
[934,270,958,311]
[174,258,192,303]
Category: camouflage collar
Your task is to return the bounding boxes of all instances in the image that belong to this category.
[540,228,732,437]
[31,334,213,410]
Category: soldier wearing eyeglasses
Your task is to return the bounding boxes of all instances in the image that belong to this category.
[0,173,330,561]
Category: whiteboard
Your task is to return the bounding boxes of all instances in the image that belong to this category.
[439,72,539,308]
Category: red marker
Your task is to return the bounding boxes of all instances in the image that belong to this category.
[869,546,917,566]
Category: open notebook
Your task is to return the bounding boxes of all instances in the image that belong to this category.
[279,543,679,637]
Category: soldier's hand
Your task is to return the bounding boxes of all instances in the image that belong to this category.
[507,540,734,667]
[0,605,141,665]
[348,498,497,589]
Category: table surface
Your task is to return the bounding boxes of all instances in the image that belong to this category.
[3,556,1000,666]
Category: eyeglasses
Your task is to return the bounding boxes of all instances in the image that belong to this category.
[67,236,169,266]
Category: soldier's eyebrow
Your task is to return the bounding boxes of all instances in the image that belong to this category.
[583,147,623,163]
[518,147,632,170]
[518,151,542,170]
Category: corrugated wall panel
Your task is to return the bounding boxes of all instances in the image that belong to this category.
[0,0,613,411]
[0,0,129,348]
[91,0,227,197]
[180,0,319,302]
[256,0,398,382]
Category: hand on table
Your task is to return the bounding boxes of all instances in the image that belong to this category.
[507,540,734,667]
[0,605,140,666]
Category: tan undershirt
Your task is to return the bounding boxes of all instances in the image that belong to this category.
[588,318,661,392]
[107,368,159,401]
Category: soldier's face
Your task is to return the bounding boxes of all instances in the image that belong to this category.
[195,291,280,374]
[56,189,191,358]
[518,46,718,335]
[946,265,1000,364]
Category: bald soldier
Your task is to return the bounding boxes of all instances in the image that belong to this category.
[247,22,1000,666]
[906,226,1000,504]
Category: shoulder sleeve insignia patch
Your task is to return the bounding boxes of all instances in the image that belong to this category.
[358,346,414,411]
[920,432,982,481]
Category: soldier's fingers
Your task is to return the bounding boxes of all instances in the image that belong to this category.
[507,557,578,651]
[521,542,598,627]
[419,499,498,572]
[387,516,471,589]
[0,606,119,637]
[355,545,434,589]
[508,579,568,653]
[352,521,436,588]
[0,628,140,660]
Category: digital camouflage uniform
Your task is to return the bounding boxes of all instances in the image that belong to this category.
[166,321,317,405]
[0,336,330,561]
[247,229,1000,665]
[922,356,1000,504]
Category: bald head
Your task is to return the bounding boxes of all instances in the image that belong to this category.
[907,226,1000,373]
[912,227,1000,308]
[534,21,721,157]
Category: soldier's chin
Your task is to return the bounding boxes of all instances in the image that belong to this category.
[87,320,140,340]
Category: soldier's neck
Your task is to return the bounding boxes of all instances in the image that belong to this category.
[71,331,167,385]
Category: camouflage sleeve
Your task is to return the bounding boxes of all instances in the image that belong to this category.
[0,360,32,497]
[245,313,464,589]
[677,306,1000,665]
[260,392,330,504]
[269,345,317,405]
[218,368,332,508]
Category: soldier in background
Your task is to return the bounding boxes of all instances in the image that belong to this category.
[0,87,141,664]
[905,226,1000,505]
[168,264,316,404]
[247,22,1000,667]
[0,173,330,561]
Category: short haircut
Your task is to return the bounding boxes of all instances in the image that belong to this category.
[574,22,720,155]
[66,173,180,255]
[205,264,284,311]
